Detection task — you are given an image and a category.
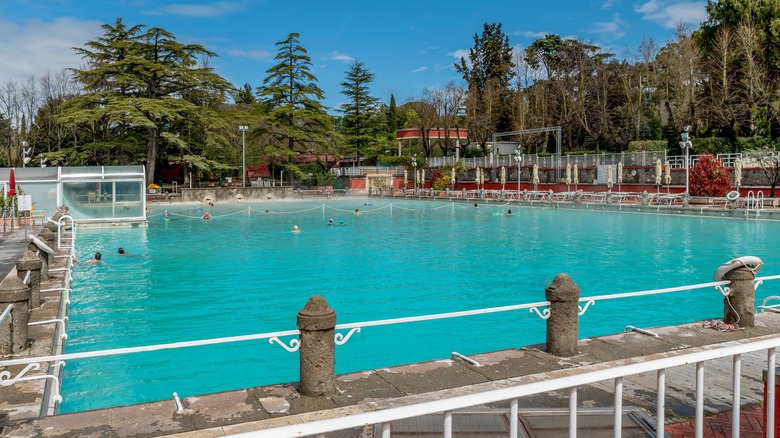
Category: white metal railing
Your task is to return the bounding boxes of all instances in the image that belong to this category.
[229,336,780,438]
[0,304,12,326]
[427,151,667,169]
[1,275,776,409]
[56,214,75,248]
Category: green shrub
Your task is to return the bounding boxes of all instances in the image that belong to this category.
[691,137,731,155]
[627,140,666,152]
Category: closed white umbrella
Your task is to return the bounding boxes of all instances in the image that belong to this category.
[655,159,662,185]
[500,166,506,186]
[565,163,572,185]
[664,161,672,185]
[451,167,456,186]
[607,165,613,189]
[532,164,539,185]
[574,164,579,185]
[735,157,743,188]
[404,169,408,189]
[617,162,623,184]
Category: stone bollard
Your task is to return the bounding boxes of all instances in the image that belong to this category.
[545,274,581,357]
[297,295,336,396]
[16,251,43,308]
[682,192,689,207]
[0,275,31,354]
[523,189,529,201]
[606,191,613,204]
[723,267,757,327]
[641,190,649,206]
[39,227,57,251]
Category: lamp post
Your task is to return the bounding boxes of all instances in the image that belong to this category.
[21,141,30,168]
[513,149,522,199]
[679,126,692,195]
[239,125,249,188]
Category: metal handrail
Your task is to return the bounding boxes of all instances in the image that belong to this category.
[0,304,12,325]
[228,335,780,438]
[0,277,768,370]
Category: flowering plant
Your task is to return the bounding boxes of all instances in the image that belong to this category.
[689,154,732,196]
[430,169,452,191]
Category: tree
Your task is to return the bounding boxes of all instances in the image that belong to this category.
[339,60,380,165]
[257,32,335,179]
[235,83,256,105]
[60,18,231,182]
[456,23,515,149]
[752,144,780,197]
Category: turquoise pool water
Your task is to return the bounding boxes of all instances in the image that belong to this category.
[59,199,780,413]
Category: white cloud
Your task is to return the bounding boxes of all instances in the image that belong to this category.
[411,66,428,73]
[515,30,549,39]
[591,13,628,40]
[143,1,246,17]
[636,0,707,29]
[0,17,102,85]
[225,47,272,60]
[601,0,619,9]
[328,51,354,62]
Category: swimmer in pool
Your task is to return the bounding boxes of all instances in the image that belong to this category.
[87,252,103,264]
[292,225,301,233]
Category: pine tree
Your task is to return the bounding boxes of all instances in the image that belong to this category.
[256,32,334,177]
[339,60,380,165]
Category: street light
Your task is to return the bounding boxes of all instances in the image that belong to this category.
[239,125,249,188]
[21,141,30,168]
[513,149,522,199]
[679,125,692,195]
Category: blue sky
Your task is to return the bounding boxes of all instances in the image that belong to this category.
[0,0,708,110]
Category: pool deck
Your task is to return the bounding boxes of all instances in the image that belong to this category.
[2,311,780,437]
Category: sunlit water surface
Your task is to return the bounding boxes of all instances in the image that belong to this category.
[59,199,780,412]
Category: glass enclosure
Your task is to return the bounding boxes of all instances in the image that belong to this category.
[0,166,145,223]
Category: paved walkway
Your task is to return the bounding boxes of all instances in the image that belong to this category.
[666,404,765,438]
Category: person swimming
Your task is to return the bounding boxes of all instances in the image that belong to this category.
[202,212,212,220]
[506,210,513,216]
[164,210,170,220]
[87,252,103,264]
[118,248,125,254]
[354,208,361,215]
[328,219,334,226]
[292,225,301,233]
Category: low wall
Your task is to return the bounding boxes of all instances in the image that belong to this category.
[151,187,298,204]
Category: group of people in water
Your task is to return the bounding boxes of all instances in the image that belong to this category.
[84,247,132,264]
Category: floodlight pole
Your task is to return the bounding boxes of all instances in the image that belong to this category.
[680,126,692,195]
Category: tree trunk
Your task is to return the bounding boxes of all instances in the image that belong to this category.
[146,127,158,185]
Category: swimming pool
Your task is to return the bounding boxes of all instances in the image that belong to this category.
[59,199,780,412]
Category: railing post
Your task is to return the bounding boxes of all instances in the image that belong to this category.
[297,295,336,396]
[0,275,31,354]
[723,265,757,327]
[16,250,42,308]
[545,273,580,356]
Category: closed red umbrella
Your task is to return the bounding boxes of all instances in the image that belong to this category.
[8,168,16,196]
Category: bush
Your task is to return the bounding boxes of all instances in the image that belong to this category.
[689,154,732,197]
[430,169,452,191]
[691,137,731,155]
[628,140,666,152]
